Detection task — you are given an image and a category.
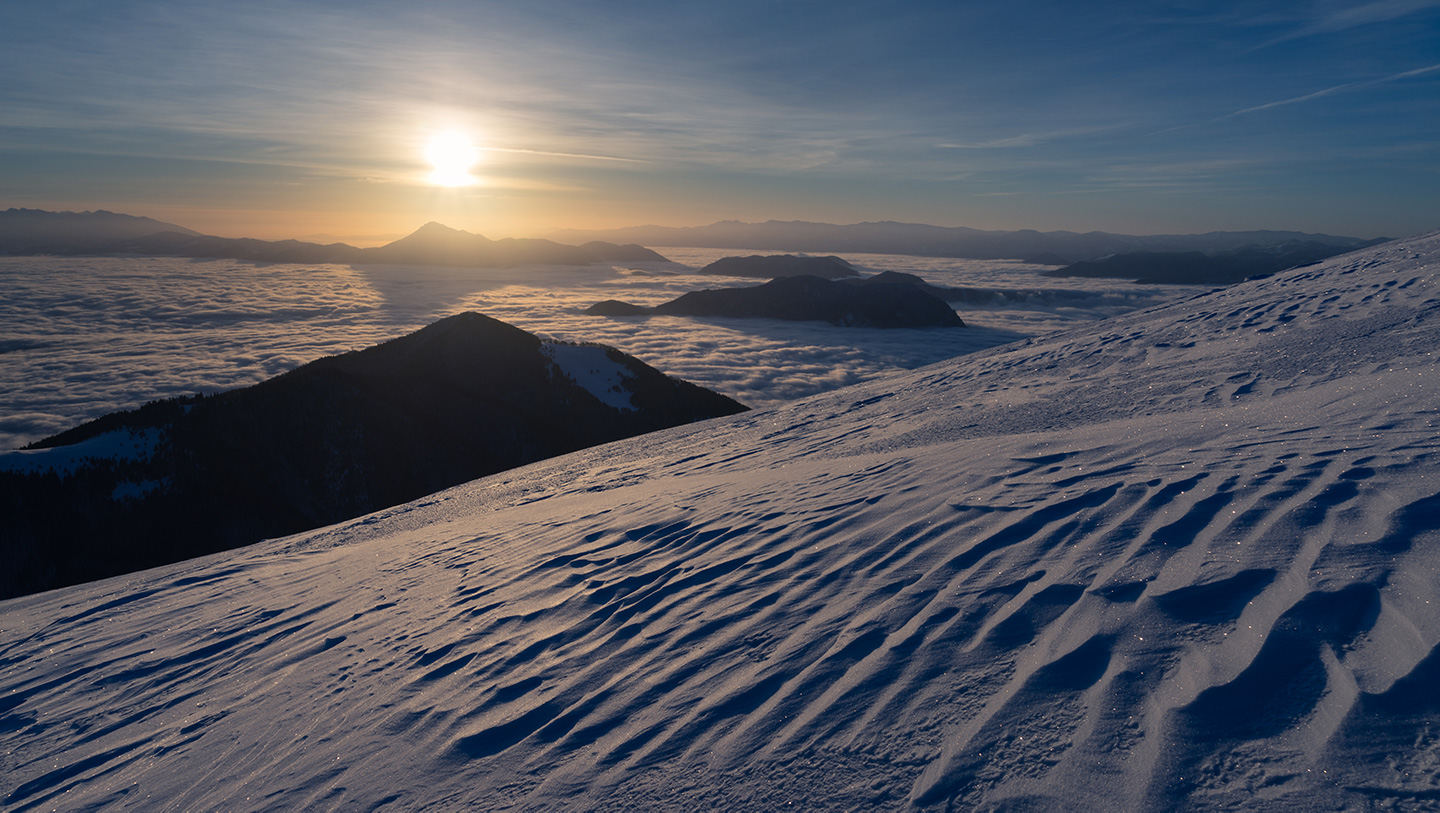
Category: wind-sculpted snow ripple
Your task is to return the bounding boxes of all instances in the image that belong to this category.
[2,233,1440,810]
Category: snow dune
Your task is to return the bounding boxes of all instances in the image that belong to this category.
[2,231,1439,810]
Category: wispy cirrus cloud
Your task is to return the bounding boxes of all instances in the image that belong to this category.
[1265,0,1440,44]
[937,125,1128,150]
[939,134,1058,150]
[1228,62,1440,116]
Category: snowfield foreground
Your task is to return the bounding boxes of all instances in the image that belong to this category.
[4,232,1440,811]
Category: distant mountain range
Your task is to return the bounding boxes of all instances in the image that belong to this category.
[1044,241,1386,284]
[0,313,747,599]
[547,219,1384,265]
[1,207,1387,276]
[0,208,202,251]
[0,209,668,267]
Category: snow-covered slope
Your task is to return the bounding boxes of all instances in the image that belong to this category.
[3,231,1438,811]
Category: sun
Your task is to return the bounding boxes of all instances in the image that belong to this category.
[424,131,480,187]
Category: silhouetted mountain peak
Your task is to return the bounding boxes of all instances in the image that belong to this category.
[359,224,670,267]
[2,312,746,598]
[862,270,928,286]
[578,240,671,263]
[406,309,518,336]
[378,221,493,250]
[414,221,481,238]
[593,274,967,328]
[319,311,541,383]
[369,310,529,352]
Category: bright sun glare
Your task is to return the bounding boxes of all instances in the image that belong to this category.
[424,132,480,187]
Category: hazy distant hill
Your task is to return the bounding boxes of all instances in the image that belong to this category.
[0,313,746,598]
[120,231,361,263]
[0,210,669,267]
[1044,240,1386,284]
[360,221,670,266]
[547,219,1381,264]
[0,208,201,252]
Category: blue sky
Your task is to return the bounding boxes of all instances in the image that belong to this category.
[2,0,1437,240]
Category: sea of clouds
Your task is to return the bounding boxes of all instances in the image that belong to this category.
[0,248,1191,449]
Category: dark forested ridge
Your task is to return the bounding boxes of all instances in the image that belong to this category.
[0,313,746,598]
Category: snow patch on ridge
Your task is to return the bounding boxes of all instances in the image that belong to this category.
[0,426,163,475]
[110,477,169,501]
[542,342,638,411]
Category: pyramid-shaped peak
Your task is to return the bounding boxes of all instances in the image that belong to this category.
[328,311,538,374]
[413,221,470,236]
[369,222,495,257]
[401,311,530,343]
[388,221,490,243]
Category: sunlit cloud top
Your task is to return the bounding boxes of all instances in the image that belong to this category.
[2,0,1437,239]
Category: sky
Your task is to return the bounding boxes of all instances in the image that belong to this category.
[2,0,1437,241]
